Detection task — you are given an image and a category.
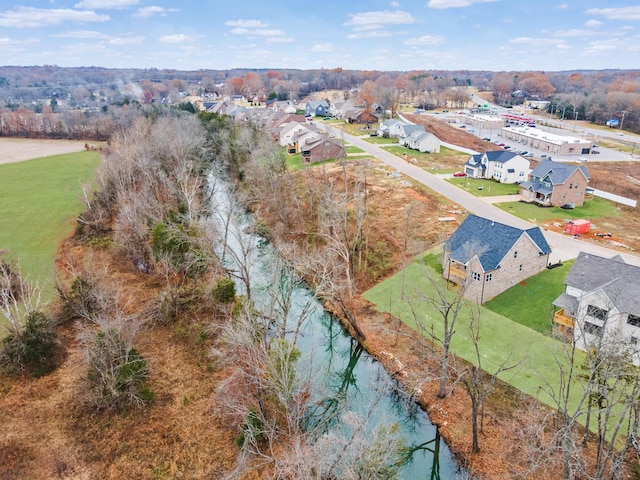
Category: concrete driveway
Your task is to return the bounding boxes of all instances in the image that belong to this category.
[325,125,640,267]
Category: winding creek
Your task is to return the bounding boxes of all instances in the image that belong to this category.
[210,176,467,479]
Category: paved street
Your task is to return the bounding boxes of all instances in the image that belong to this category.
[327,126,640,267]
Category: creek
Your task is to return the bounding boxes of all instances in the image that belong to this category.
[210,177,467,479]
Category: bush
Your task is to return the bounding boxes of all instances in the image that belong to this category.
[84,327,150,410]
[212,278,236,304]
[1,311,58,377]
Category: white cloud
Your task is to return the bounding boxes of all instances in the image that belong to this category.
[109,35,144,45]
[74,0,139,9]
[585,6,640,21]
[556,3,569,10]
[0,7,109,28]
[427,0,496,9]
[582,39,624,55]
[53,30,110,39]
[347,30,393,39]
[266,36,293,43]
[554,29,604,37]
[404,35,444,45]
[133,6,173,18]
[509,37,569,49]
[343,10,416,27]
[391,1,401,6]
[225,19,269,28]
[585,19,602,28]
[311,43,336,52]
[158,34,200,44]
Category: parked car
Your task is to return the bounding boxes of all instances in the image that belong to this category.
[520,151,529,156]
[453,172,467,177]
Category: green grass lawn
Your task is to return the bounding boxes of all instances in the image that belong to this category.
[364,135,398,144]
[483,259,575,334]
[362,253,594,425]
[448,177,521,197]
[0,150,100,295]
[346,145,366,154]
[494,196,619,223]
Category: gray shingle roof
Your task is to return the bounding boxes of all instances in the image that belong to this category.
[530,159,590,185]
[562,252,640,314]
[445,214,552,272]
[466,150,518,167]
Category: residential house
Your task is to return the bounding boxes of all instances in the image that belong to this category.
[520,159,590,207]
[305,100,330,117]
[344,108,378,125]
[276,121,308,150]
[464,151,530,184]
[552,252,640,366]
[300,136,346,164]
[331,99,356,119]
[443,214,552,303]
[377,119,407,138]
[399,126,441,153]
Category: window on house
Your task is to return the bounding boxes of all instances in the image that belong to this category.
[627,314,640,328]
[514,251,518,258]
[486,273,492,282]
[519,264,523,271]
[472,272,481,281]
[631,337,638,346]
[587,305,608,321]
[584,321,603,336]
[569,183,573,189]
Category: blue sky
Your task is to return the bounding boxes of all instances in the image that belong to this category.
[1,0,639,71]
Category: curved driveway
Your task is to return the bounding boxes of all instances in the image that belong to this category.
[330,127,640,267]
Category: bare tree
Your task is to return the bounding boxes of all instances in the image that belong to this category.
[458,309,520,453]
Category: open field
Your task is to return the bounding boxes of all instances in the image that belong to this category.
[0,144,100,293]
[0,138,91,165]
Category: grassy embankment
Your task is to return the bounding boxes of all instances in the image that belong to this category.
[363,251,591,423]
[0,150,100,300]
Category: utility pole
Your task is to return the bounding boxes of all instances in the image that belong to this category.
[620,110,628,130]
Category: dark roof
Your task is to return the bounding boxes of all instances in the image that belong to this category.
[529,159,590,185]
[466,150,519,167]
[562,252,640,314]
[445,214,552,272]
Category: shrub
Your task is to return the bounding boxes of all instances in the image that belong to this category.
[0,311,58,377]
[84,327,150,410]
[212,278,236,304]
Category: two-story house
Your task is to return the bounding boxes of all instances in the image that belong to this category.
[520,159,590,207]
[443,214,552,304]
[463,150,530,184]
[553,252,640,365]
[305,100,330,117]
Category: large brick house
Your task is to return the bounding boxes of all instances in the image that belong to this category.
[520,159,590,207]
[443,214,552,303]
[553,252,640,366]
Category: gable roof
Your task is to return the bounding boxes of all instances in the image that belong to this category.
[399,124,426,137]
[529,159,590,185]
[563,252,640,314]
[445,214,552,272]
[466,150,520,167]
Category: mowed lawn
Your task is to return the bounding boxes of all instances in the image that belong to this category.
[0,151,100,293]
[363,252,591,419]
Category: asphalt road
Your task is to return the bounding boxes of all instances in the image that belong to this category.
[326,126,640,267]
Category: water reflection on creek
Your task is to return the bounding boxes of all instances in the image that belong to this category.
[211,179,467,479]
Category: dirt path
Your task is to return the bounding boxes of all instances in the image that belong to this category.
[0,138,89,165]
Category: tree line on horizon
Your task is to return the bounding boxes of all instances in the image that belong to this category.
[1,65,639,137]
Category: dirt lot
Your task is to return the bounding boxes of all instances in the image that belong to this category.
[0,138,90,165]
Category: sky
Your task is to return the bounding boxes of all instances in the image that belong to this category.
[1,0,640,72]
